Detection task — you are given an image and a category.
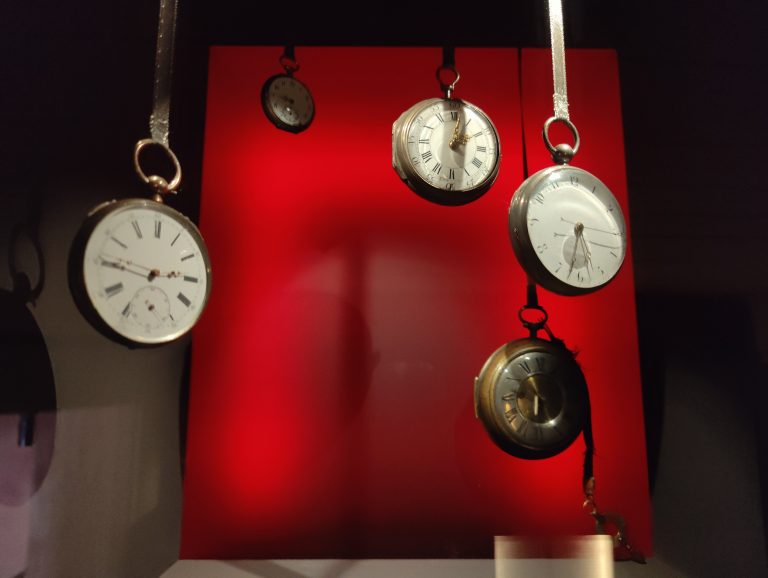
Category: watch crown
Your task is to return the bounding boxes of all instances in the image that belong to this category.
[552,143,575,165]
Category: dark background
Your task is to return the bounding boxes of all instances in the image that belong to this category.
[1,1,767,576]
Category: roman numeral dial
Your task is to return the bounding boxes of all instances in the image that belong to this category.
[394,97,501,205]
[474,339,589,460]
[77,199,212,345]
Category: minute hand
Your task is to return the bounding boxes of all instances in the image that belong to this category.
[560,217,621,236]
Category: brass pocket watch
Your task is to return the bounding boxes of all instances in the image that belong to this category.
[474,303,588,459]
[392,62,501,206]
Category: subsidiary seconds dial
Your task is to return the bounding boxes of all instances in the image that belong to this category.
[509,165,627,295]
[70,198,212,345]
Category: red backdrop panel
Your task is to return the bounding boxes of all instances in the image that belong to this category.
[180,46,651,559]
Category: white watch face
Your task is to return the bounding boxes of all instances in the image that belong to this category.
[405,99,499,192]
[79,200,211,344]
[514,167,626,292]
[264,75,314,129]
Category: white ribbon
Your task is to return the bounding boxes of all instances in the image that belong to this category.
[149,0,179,146]
[547,0,569,120]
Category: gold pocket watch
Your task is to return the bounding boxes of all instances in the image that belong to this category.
[392,61,500,206]
[69,140,212,346]
[474,301,588,459]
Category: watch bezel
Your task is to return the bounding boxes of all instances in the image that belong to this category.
[260,73,315,134]
[508,165,627,296]
[68,197,213,347]
[392,97,501,206]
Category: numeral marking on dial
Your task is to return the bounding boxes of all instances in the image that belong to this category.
[448,168,455,179]
[473,131,483,138]
[533,192,545,204]
[154,220,162,239]
[476,145,486,153]
[419,138,430,144]
[450,111,458,121]
[471,157,482,168]
[436,113,445,123]
[422,151,432,162]
[181,253,195,262]
[122,303,131,317]
[105,283,124,298]
[171,232,180,246]
[110,236,128,249]
[177,292,191,307]
[131,220,143,239]
[183,276,198,283]
[432,163,442,174]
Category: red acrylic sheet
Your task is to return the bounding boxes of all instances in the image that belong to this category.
[180,46,652,559]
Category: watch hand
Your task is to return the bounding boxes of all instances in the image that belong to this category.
[567,223,583,278]
[449,111,462,149]
[579,232,593,279]
[101,253,182,280]
[101,253,153,272]
[100,258,153,280]
[560,217,621,236]
[589,240,622,250]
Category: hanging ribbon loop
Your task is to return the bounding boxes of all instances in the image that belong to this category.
[547,0,569,121]
[148,0,179,147]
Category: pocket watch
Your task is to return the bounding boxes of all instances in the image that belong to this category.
[474,332,588,460]
[69,140,212,346]
[509,118,627,296]
[261,51,315,134]
[392,66,501,206]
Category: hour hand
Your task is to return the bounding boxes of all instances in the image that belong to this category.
[449,114,462,149]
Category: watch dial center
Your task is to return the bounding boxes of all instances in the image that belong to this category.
[516,374,563,423]
[561,235,590,270]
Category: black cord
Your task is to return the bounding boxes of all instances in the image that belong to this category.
[442,46,455,69]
